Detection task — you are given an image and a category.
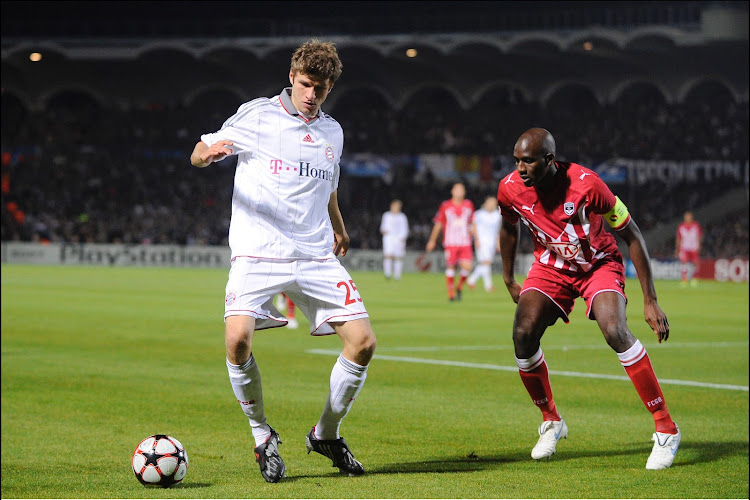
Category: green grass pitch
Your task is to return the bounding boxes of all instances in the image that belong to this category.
[1,264,748,498]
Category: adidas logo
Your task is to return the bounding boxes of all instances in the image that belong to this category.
[303,134,314,143]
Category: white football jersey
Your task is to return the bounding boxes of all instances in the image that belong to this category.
[380,212,409,239]
[200,88,343,260]
[473,208,501,248]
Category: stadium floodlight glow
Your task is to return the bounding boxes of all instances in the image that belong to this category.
[583,41,593,51]
[29,52,42,62]
[405,48,418,58]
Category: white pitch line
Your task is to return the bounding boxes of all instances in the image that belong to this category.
[306,349,749,392]
[373,341,750,353]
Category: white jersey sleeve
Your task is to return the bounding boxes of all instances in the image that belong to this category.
[200,99,264,155]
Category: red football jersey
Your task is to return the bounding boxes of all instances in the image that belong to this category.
[677,222,702,252]
[433,199,475,247]
[497,162,628,272]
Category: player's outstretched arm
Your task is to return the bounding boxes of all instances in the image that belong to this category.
[328,190,350,257]
[425,223,443,253]
[500,219,522,303]
[190,140,233,168]
[617,219,670,342]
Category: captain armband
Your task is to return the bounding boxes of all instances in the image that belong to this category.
[604,196,631,230]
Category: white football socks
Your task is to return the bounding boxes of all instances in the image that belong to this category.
[315,354,368,440]
[226,355,271,447]
[468,264,493,289]
[481,264,493,289]
[393,259,403,280]
[383,258,393,278]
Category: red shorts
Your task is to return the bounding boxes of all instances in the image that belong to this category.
[444,245,473,267]
[520,259,627,323]
[679,250,699,264]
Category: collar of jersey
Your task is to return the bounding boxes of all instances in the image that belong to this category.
[279,87,319,123]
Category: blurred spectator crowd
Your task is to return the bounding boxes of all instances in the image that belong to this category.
[1,87,748,260]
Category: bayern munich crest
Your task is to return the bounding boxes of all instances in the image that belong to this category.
[564,202,575,216]
[225,291,237,306]
[325,144,335,163]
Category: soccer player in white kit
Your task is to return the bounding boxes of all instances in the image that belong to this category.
[467,196,501,292]
[380,199,409,280]
[190,40,376,483]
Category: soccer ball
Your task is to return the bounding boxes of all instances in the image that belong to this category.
[131,435,188,488]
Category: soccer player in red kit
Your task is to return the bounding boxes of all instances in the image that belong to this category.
[676,211,702,287]
[426,182,475,301]
[498,128,680,470]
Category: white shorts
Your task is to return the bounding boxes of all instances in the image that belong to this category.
[475,244,496,263]
[383,235,406,257]
[224,257,369,335]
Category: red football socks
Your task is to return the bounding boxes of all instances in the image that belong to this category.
[618,340,677,434]
[516,349,560,421]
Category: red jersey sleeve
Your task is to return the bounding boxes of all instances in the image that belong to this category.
[586,173,618,215]
[496,180,519,223]
[433,202,447,225]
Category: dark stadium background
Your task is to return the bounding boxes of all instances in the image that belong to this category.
[1,1,747,268]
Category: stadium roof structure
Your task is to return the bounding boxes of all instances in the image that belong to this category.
[1,2,747,111]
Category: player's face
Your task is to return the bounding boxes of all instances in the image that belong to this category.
[289,71,333,117]
[391,201,402,213]
[483,198,497,211]
[513,140,553,188]
[451,183,465,201]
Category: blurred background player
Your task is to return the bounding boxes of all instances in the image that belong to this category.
[426,182,475,301]
[498,128,679,470]
[380,199,409,280]
[467,196,502,292]
[190,39,376,483]
[676,211,702,287]
[274,293,299,329]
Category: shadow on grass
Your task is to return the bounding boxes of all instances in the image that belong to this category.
[280,441,747,480]
[677,441,749,466]
[176,482,212,488]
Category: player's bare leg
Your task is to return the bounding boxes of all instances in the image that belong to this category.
[225,315,285,482]
[591,292,680,469]
[513,291,568,459]
[307,318,376,475]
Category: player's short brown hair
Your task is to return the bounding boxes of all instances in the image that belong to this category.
[290,39,343,84]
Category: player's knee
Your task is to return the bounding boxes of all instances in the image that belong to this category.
[345,326,376,365]
[356,330,377,362]
[225,322,253,359]
[601,323,633,352]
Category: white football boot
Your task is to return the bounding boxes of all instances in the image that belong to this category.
[531,419,568,459]
[274,294,287,313]
[285,318,299,329]
[645,425,681,470]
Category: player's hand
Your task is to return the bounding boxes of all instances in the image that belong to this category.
[644,301,670,343]
[200,140,234,165]
[505,280,522,303]
[333,230,350,257]
[425,240,436,253]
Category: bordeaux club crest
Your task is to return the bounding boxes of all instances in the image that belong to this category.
[564,202,575,216]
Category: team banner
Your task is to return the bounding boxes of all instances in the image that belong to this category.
[3,243,745,281]
[1,242,230,267]
[339,153,393,177]
[595,158,748,186]
[625,257,749,282]
[340,155,747,187]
